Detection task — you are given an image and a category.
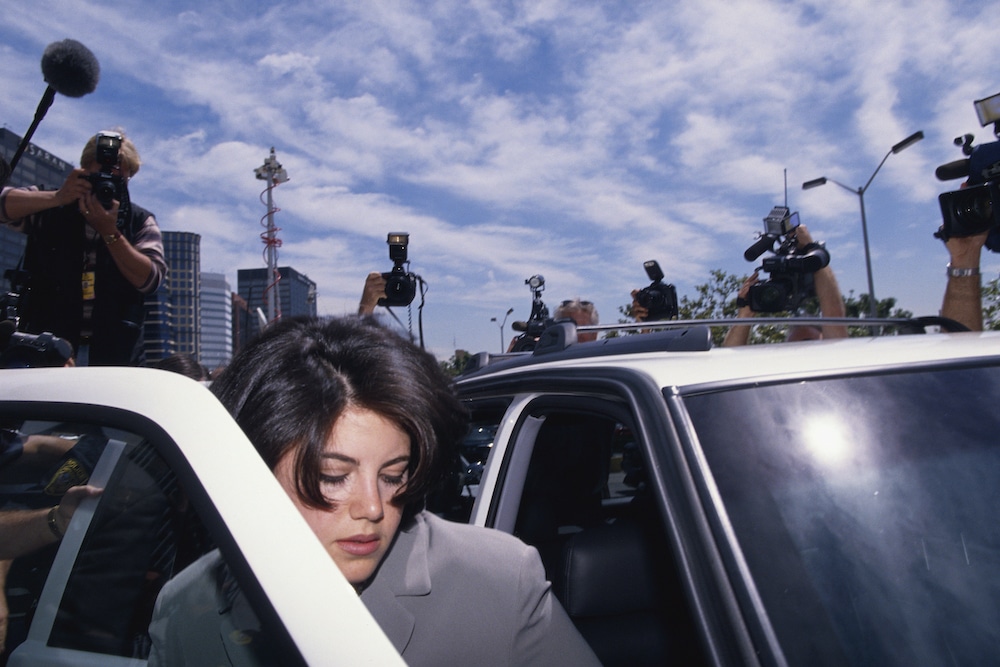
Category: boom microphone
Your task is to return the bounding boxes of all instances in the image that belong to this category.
[511,321,529,332]
[41,39,101,98]
[7,39,100,177]
[935,159,970,181]
[744,233,778,262]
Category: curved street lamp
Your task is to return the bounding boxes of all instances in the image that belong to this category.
[802,130,924,319]
[491,307,514,352]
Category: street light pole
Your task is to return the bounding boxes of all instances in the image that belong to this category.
[491,307,514,352]
[802,130,923,319]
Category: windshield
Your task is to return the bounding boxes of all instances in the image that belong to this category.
[683,364,1000,666]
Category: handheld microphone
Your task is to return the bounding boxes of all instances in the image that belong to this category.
[7,39,100,176]
[935,159,970,181]
[744,233,777,262]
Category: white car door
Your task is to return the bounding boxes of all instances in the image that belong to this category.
[0,366,403,666]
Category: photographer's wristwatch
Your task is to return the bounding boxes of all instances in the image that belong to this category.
[103,231,122,246]
[946,263,979,278]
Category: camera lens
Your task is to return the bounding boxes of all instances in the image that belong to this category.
[750,281,792,313]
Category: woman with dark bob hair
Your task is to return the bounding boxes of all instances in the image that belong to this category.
[148,316,599,666]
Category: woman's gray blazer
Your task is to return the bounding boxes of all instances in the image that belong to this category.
[147,511,600,666]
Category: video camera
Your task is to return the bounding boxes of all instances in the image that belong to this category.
[935,92,1000,252]
[509,274,552,352]
[81,131,125,210]
[378,232,418,308]
[0,320,73,368]
[634,260,678,321]
[743,206,830,313]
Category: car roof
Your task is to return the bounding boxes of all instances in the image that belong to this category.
[458,327,1000,392]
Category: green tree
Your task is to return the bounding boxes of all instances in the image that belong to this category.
[841,291,912,337]
[983,276,1000,331]
[439,349,473,377]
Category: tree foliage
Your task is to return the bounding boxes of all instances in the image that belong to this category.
[983,275,1000,331]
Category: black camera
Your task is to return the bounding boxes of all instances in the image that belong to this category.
[509,274,552,352]
[744,207,830,313]
[82,131,124,210]
[1,269,27,324]
[0,320,73,368]
[378,232,418,308]
[634,260,678,321]
[935,93,1000,252]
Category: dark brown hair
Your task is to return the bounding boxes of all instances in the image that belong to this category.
[210,316,467,512]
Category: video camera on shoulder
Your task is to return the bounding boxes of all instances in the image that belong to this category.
[81,131,125,210]
[509,274,552,352]
[378,232,418,308]
[634,260,678,321]
[743,206,830,313]
[935,92,1000,252]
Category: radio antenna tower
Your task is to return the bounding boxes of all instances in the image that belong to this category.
[254,147,289,325]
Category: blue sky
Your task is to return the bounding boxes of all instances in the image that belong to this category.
[2,1,999,359]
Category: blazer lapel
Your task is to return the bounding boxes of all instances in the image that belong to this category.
[360,513,432,655]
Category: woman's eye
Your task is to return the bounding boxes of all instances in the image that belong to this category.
[381,472,407,487]
[320,473,348,486]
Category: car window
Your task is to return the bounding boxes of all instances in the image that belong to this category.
[497,401,706,666]
[0,414,307,667]
[0,368,406,667]
[0,419,217,665]
[427,398,510,523]
[683,364,1000,666]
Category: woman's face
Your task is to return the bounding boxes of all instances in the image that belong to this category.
[273,406,411,587]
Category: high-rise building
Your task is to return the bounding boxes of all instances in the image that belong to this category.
[200,271,232,372]
[145,231,201,362]
[236,266,317,347]
[164,232,200,358]
[0,128,75,294]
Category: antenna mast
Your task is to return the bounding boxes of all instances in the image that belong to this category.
[254,147,290,326]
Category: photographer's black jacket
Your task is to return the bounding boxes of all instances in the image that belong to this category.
[15,201,163,366]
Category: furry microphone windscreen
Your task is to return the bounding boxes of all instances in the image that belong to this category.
[41,39,100,98]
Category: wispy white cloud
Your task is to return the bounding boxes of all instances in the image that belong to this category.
[2,0,999,357]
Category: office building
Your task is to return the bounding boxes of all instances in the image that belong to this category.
[236,266,317,347]
[200,271,232,372]
[144,231,200,363]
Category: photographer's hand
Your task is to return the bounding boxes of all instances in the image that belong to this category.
[79,191,119,236]
[1,169,91,221]
[629,289,649,323]
[722,272,759,348]
[795,224,848,339]
[941,230,989,331]
[79,192,156,290]
[359,272,388,315]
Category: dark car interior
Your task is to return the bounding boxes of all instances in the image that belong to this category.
[510,408,706,666]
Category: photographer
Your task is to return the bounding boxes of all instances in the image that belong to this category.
[722,224,848,346]
[507,297,599,351]
[556,298,599,342]
[940,229,988,331]
[0,129,165,366]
